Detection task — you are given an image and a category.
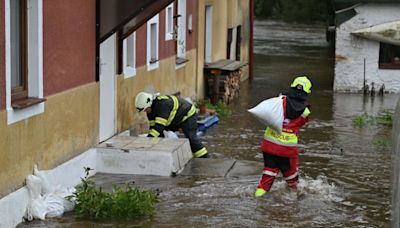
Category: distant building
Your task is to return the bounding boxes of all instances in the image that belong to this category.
[333,2,400,93]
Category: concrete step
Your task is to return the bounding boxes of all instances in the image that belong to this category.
[97,136,193,176]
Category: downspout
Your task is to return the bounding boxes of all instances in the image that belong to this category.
[95,0,100,81]
[195,0,199,99]
[249,0,254,81]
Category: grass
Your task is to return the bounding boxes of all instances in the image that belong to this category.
[352,113,375,128]
[375,110,393,127]
[68,167,157,219]
[372,138,391,149]
[352,110,393,128]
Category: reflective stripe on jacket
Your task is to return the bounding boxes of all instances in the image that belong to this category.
[262,96,310,158]
[147,95,196,137]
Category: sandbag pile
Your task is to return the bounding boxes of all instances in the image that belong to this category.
[25,165,75,221]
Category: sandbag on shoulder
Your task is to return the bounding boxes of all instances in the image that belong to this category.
[248,96,284,133]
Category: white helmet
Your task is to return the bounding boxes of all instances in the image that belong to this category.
[135,92,153,112]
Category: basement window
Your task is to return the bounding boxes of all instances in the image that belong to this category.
[379,43,400,69]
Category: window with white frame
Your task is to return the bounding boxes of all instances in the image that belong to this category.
[123,32,136,78]
[6,0,44,124]
[147,14,159,71]
[175,0,187,67]
[165,3,174,40]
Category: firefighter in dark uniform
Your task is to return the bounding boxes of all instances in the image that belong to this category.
[135,92,209,158]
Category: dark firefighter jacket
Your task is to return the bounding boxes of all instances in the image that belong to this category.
[147,95,196,137]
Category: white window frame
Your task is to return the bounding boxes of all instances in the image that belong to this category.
[5,0,44,125]
[165,3,174,41]
[123,32,136,78]
[176,0,186,69]
[147,14,159,71]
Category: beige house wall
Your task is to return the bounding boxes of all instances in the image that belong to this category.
[0,83,99,197]
[196,0,251,98]
[117,49,198,132]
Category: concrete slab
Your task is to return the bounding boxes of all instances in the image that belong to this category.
[97,136,193,176]
[226,160,263,177]
[180,158,236,177]
[97,135,136,149]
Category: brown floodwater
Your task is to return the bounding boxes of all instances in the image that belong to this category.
[18,20,396,228]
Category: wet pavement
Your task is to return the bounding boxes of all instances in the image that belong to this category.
[18,20,397,227]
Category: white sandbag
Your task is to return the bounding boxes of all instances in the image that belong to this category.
[25,165,77,221]
[53,186,76,212]
[33,165,55,194]
[164,130,179,139]
[248,96,284,133]
[26,175,47,221]
[43,193,65,217]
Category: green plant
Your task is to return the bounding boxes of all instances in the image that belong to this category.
[205,100,232,118]
[352,110,394,128]
[352,113,375,128]
[68,167,157,219]
[372,138,391,149]
[376,109,393,127]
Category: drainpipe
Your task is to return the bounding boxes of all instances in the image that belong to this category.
[249,0,254,81]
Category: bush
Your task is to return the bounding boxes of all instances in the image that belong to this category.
[69,167,157,219]
[205,100,232,118]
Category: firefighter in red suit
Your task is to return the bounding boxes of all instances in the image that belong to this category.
[255,76,312,197]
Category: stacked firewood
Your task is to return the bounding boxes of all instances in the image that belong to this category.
[207,70,241,104]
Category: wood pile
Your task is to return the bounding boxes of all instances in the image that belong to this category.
[207,70,241,104]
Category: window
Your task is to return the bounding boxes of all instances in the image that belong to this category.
[227,27,237,60]
[236,25,241,61]
[6,0,44,124]
[165,3,174,40]
[175,0,187,67]
[10,0,27,101]
[379,43,400,69]
[123,32,136,78]
[147,14,159,71]
[227,28,233,59]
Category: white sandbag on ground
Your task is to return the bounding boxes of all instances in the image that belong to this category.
[248,96,284,133]
[25,165,76,221]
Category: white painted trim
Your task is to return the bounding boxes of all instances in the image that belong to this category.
[147,14,159,71]
[176,0,186,59]
[175,62,186,70]
[205,5,213,63]
[123,32,136,79]
[5,0,44,125]
[165,3,174,41]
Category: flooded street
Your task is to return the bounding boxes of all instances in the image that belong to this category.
[19,20,396,227]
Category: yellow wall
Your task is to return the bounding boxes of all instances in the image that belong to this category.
[197,0,251,97]
[0,83,99,197]
[117,49,198,133]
